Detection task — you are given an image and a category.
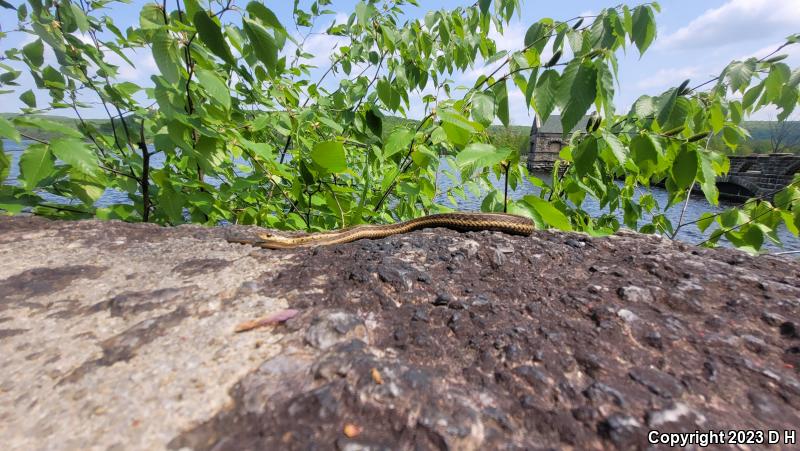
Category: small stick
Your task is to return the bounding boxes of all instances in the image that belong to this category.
[234,309,300,333]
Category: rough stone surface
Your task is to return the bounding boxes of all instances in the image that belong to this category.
[1,215,800,450]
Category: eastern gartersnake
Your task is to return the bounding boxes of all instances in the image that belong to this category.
[227,212,535,249]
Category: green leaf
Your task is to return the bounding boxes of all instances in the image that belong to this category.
[478,0,491,15]
[51,138,100,175]
[154,182,184,223]
[438,109,479,132]
[365,109,383,138]
[630,134,659,178]
[184,0,202,22]
[742,83,763,110]
[696,212,715,232]
[764,63,789,102]
[311,140,346,173]
[471,92,494,127]
[631,95,655,119]
[355,2,376,26]
[725,59,755,93]
[671,145,697,190]
[152,29,181,84]
[524,21,551,54]
[0,116,20,142]
[559,61,597,134]
[777,85,799,121]
[631,5,656,55]
[492,80,509,127]
[533,69,559,123]
[601,131,627,165]
[709,101,724,133]
[14,116,83,139]
[781,211,799,236]
[573,136,598,177]
[42,66,65,89]
[194,11,235,64]
[523,195,572,230]
[69,3,90,32]
[481,190,503,212]
[698,151,719,205]
[722,126,740,150]
[68,170,106,205]
[655,88,678,129]
[455,143,510,170]
[22,39,44,67]
[140,3,167,29]
[19,143,55,190]
[0,0,14,9]
[441,123,471,147]
[774,186,800,211]
[0,185,41,213]
[376,78,400,110]
[246,2,286,34]
[20,89,36,108]
[244,19,278,72]
[0,143,8,182]
[196,69,230,110]
[384,128,414,159]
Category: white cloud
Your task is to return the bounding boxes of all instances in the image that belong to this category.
[488,20,526,52]
[635,66,700,90]
[117,52,158,82]
[282,12,350,69]
[507,87,534,126]
[743,40,800,63]
[659,0,800,50]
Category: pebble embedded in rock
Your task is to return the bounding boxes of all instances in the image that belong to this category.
[304,311,368,350]
[411,308,430,323]
[432,292,454,306]
[565,239,586,249]
[598,414,642,448]
[618,285,653,303]
[617,309,639,323]
[780,321,798,338]
[470,295,491,307]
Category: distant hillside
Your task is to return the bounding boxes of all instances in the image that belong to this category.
[741,121,800,141]
[1,113,126,142]
[3,113,797,156]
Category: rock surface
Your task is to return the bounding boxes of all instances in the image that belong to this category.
[1,215,799,450]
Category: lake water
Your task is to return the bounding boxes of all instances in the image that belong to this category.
[3,139,798,252]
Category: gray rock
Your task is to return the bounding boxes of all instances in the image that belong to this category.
[1,216,799,450]
[305,311,368,350]
[618,285,653,303]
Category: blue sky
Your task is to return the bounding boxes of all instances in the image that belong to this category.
[1,0,799,123]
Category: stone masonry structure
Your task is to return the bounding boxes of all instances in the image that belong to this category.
[527,116,800,200]
[721,154,800,201]
[526,114,588,172]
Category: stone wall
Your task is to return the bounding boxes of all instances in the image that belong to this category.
[526,135,799,199]
[527,132,566,172]
[718,154,800,201]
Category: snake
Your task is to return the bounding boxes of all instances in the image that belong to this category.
[226,212,535,249]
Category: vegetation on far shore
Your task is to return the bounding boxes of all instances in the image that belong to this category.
[5,113,798,157]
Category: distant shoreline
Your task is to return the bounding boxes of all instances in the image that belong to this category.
[3,113,798,156]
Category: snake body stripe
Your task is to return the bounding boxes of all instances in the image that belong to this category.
[227,213,535,249]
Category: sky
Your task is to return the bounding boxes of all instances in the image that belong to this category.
[1,0,799,124]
